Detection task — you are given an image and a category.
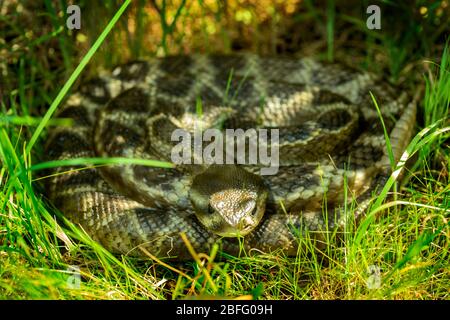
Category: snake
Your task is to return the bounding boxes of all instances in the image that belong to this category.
[45,54,416,260]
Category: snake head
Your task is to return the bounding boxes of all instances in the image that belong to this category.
[189,165,268,237]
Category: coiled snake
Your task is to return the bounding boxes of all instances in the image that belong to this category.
[45,54,416,259]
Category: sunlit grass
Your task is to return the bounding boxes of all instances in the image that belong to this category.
[0,0,449,300]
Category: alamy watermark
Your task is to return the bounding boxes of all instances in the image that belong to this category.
[65,4,380,32]
[66,265,81,289]
[366,5,381,30]
[171,127,279,175]
[66,5,81,30]
[366,265,381,289]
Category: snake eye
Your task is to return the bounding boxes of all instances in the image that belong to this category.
[207,204,215,214]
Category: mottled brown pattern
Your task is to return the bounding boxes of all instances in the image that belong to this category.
[45,54,416,259]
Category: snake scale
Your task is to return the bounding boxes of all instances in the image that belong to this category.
[45,54,416,259]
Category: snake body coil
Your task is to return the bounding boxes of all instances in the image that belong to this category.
[45,54,416,259]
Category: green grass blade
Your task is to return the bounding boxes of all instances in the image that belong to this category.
[30,157,174,173]
[26,0,132,155]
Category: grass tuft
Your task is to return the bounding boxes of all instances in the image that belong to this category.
[0,0,449,300]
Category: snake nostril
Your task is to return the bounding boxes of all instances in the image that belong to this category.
[241,217,254,230]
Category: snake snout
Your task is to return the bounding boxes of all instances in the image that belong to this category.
[189,165,268,237]
[239,216,258,233]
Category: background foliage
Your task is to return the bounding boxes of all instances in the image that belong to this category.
[0,0,449,299]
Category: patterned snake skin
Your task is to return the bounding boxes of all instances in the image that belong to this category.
[45,54,416,259]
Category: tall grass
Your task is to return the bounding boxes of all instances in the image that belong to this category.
[0,1,449,299]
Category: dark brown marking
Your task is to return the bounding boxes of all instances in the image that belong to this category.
[259,57,307,83]
[214,74,258,104]
[60,168,101,187]
[98,120,145,156]
[311,63,363,86]
[58,105,92,127]
[79,78,111,104]
[47,131,92,160]
[158,56,193,74]
[209,54,247,74]
[312,89,351,106]
[105,87,150,113]
[155,73,195,98]
[112,61,150,81]
[317,108,354,130]
[154,96,185,116]
[338,143,385,169]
